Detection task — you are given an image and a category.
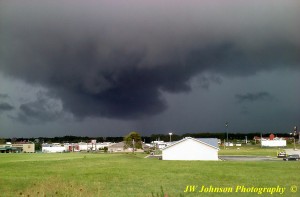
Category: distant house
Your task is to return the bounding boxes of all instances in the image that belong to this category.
[108,142,145,153]
[162,137,219,161]
[108,142,126,152]
[253,136,262,143]
[254,134,279,141]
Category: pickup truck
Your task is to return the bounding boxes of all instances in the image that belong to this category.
[277,152,286,158]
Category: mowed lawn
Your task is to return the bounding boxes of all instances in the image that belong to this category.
[218,145,286,156]
[220,144,300,157]
[0,152,299,197]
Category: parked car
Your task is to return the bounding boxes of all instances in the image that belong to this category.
[277,152,286,158]
[283,154,300,161]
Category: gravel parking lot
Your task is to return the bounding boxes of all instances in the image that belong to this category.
[284,149,300,155]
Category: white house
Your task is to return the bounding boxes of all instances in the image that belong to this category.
[162,137,219,161]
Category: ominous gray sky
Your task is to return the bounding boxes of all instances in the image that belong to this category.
[0,0,299,137]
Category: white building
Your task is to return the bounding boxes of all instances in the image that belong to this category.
[42,143,66,153]
[261,139,286,147]
[78,142,112,151]
[151,141,168,149]
[42,142,113,153]
[162,137,219,161]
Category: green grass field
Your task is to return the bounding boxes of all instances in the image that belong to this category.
[219,144,300,156]
[0,148,299,197]
[219,145,282,156]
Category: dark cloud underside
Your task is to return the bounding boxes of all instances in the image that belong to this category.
[0,0,299,120]
[235,92,273,103]
[0,94,9,99]
[0,102,14,112]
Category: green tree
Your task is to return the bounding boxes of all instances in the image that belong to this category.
[103,147,108,153]
[0,138,6,144]
[124,131,142,153]
[35,143,42,151]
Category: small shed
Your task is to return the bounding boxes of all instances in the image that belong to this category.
[162,137,219,160]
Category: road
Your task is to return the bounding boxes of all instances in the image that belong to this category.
[219,156,282,161]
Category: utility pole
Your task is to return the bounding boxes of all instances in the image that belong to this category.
[294,126,299,144]
[293,126,297,149]
[225,122,229,146]
[132,139,135,154]
[260,133,262,148]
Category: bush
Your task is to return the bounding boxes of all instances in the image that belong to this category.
[144,150,151,154]
[103,147,108,153]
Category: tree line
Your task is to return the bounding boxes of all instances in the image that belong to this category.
[1,132,293,144]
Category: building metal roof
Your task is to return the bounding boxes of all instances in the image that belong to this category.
[162,137,219,150]
[195,138,219,148]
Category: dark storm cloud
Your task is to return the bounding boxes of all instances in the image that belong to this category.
[0,94,9,99]
[0,94,14,113]
[0,102,14,112]
[14,92,65,124]
[0,1,299,120]
[235,92,273,103]
[196,74,222,89]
